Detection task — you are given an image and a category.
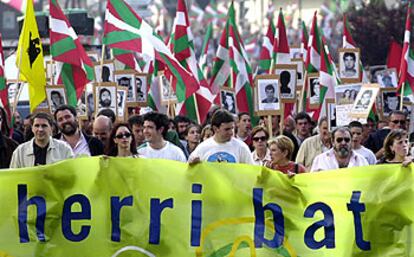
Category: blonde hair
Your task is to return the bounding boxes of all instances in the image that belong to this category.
[268,135,294,160]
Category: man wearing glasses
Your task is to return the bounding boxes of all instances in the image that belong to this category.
[364,110,407,160]
[311,127,368,172]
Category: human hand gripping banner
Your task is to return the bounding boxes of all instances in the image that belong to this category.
[0,157,413,257]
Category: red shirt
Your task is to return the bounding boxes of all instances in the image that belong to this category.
[268,161,306,174]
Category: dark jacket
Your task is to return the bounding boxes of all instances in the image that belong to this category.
[54,132,104,156]
[0,135,18,168]
[364,128,391,154]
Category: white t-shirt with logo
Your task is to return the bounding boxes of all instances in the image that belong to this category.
[189,137,254,164]
[137,141,187,162]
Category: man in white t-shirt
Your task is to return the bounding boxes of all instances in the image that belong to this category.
[189,109,254,164]
[137,112,186,162]
[349,121,377,164]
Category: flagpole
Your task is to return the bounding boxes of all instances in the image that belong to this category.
[100,44,106,81]
[400,83,404,111]
[12,28,26,115]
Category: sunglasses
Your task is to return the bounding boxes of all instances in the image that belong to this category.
[391,120,406,125]
[336,137,351,143]
[253,136,267,142]
[115,132,131,139]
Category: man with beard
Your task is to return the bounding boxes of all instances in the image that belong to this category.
[54,105,104,157]
[310,127,368,172]
[99,88,112,108]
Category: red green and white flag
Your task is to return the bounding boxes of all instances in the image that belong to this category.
[49,0,95,106]
[258,16,275,73]
[169,0,213,123]
[273,9,291,65]
[199,23,213,78]
[227,2,254,116]
[301,20,308,64]
[0,34,11,124]
[103,0,200,102]
[398,3,414,97]
[343,15,369,83]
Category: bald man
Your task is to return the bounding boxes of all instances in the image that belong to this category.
[93,115,112,147]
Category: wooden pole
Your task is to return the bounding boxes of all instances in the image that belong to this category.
[100,44,106,82]
[400,83,405,111]
[267,115,273,137]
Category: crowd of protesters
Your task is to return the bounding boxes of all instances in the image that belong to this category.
[0,104,412,173]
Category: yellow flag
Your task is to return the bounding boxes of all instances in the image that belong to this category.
[15,0,46,112]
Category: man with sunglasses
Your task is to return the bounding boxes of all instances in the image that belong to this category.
[364,110,407,159]
[311,127,368,172]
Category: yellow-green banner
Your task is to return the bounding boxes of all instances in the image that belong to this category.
[0,157,413,257]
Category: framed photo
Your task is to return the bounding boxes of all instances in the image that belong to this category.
[7,80,22,104]
[76,91,87,120]
[46,60,59,83]
[94,82,117,115]
[274,64,297,101]
[87,51,100,63]
[289,46,302,60]
[402,103,412,117]
[116,87,127,121]
[381,89,400,117]
[369,65,387,83]
[307,73,320,108]
[326,102,337,131]
[94,60,115,83]
[338,48,360,83]
[114,70,136,104]
[335,83,362,105]
[220,87,237,115]
[46,85,67,114]
[291,58,304,89]
[376,68,398,88]
[85,84,95,117]
[135,73,149,106]
[351,84,380,118]
[160,75,177,104]
[254,74,281,116]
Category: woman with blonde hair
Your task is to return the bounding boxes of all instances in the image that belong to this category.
[266,135,306,174]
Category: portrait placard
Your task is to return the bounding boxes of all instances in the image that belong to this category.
[274,64,297,102]
[94,60,115,83]
[94,82,117,116]
[77,91,87,120]
[307,73,320,108]
[160,75,177,105]
[376,68,398,88]
[135,73,149,106]
[338,48,361,83]
[87,51,99,63]
[114,70,136,104]
[6,80,22,105]
[381,89,400,118]
[326,102,337,130]
[351,84,380,119]
[334,84,364,126]
[289,46,302,60]
[254,74,281,116]
[220,87,237,115]
[116,88,127,121]
[369,65,387,83]
[46,85,67,114]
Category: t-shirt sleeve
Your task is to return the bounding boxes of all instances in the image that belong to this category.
[240,143,255,165]
[176,148,187,162]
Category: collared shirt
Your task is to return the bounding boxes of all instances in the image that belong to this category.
[310,149,369,172]
[61,132,91,157]
[251,149,271,166]
[296,134,328,169]
[9,137,74,168]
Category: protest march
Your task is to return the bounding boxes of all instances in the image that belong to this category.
[0,0,414,256]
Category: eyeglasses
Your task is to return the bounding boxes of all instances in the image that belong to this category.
[336,137,351,143]
[115,132,131,139]
[391,120,406,125]
[253,136,267,142]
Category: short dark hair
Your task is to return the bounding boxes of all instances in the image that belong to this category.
[331,127,351,141]
[54,104,77,120]
[99,88,111,99]
[348,121,363,130]
[143,112,170,138]
[31,112,54,126]
[389,110,406,119]
[174,115,191,125]
[343,52,356,60]
[97,108,116,123]
[211,109,234,128]
[128,115,143,127]
[295,112,312,124]
[237,112,250,120]
[265,84,274,91]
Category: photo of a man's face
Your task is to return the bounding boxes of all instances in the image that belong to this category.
[94,62,115,83]
[221,91,236,114]
[275,66,297,99]
[383,91,400,115]
[262,84,278,103]
[257,78,280,112]
[116,74,134,102]
[136,76,146,102]
[376,69,397,88]
[95,85,117,115]
[46,87,67,113]
[340,50,360,80]
[99,88,112,108]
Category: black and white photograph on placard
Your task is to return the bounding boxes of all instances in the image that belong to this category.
[382,91,400,116]
[274,64,297,100]
[309,77,320,105]
[94,61,115,83]
[351,85,380,119]
[117,88,127,121]
[339,48,360,81]
[369,65,387,83]
[160,75,177,104]
[257,78,280,111]
[135,74,148,105]
[376,68,398,88]
[115,71,136,103]
[46,86,67,114]
[220,89,237,114]
[95,83,117,115]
